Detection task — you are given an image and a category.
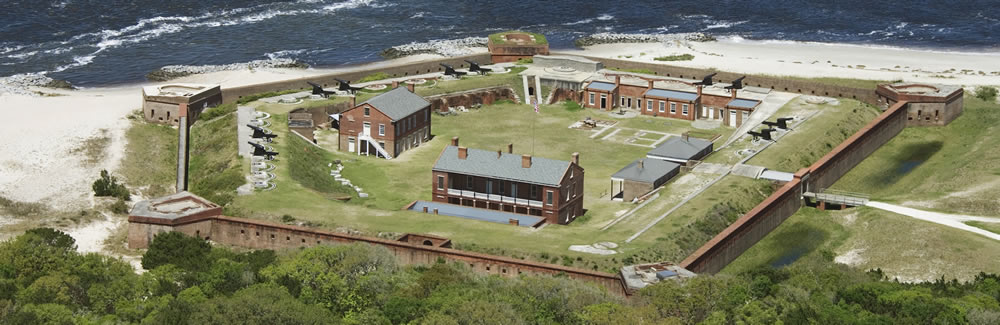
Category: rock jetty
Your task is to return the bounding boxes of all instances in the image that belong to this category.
[146,58,309,82]
[380,37,487,59]
[574,33,716,47]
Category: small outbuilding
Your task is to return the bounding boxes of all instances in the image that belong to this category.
[646,135,714,164]
[611,158,680,202]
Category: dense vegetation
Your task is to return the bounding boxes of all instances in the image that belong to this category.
[654,54,695,62]
[2,228,999,324]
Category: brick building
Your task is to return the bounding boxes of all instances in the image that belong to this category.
[430,138,584,225]
[875,82,963,126]
[141,83,222,126]
[582,74,761,127]
[487,31,549,63]
[338,85,431,159]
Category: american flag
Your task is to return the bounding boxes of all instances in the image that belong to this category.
[533,99,539,113]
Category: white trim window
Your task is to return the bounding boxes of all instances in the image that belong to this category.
[670,102,677,114]
[659,101,665,112]
[378,124,385,136]
[589,92,595,105]
[682,104,689,116]
[647,100,653,112]
[546,191,553,205]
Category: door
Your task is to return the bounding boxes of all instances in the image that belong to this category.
[363,122,371,136]
[702,106,708,118]
[627,97,632,109]
[348,141,355,152]
[729,110,737,127]
[600,95,606,109]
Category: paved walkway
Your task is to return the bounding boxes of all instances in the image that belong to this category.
[866,201,1000,241]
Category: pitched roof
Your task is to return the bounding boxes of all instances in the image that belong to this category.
[586,81,617,92]
[612,159,680,183]
[644,88,699,101]
[727,98,759,109]
[647,136,714,160]
[360,87,430,121]
[433,146,571,187]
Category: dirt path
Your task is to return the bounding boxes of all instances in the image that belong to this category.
[866,201,1000,241]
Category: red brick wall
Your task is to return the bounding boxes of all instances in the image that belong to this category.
[640,97,696,121]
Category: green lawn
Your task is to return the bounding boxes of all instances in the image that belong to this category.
[966,221,1000,235]
[121,119,177,198]
[831,97,1000,211]
[415,67,527,98]
[747,99,880,172]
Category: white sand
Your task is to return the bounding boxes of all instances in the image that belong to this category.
[563,38,1000,87]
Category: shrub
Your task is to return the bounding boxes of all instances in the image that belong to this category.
[516,58,533,65]
[358,72,391,83]
[974,86,997,102]
[563,101,583,112]
[654,54,695,62]
[92,170,130,201]
[110,199,129,215]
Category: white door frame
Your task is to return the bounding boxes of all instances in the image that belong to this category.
[363,122,371,136]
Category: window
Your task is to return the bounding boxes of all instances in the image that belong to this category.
[437,176,444,190]
[682,104,689,115]
[531,185,538,199]
[498,180,505,195]
[364,107,370,116]
[378,124,385,136]
[511,183,517,197]
[425,109,429,122]
[670,102,677,113]
[637,99,641,109]
[647,100,653,111]
[589,92,595,105]
[467,176,473,189]
[658,101,665,112]
[621,96,625,106]
[486,180,493,194]
[566,185,571,202]
[546,191,553,205]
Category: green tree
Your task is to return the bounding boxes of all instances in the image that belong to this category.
[17,273,85,310]
[7,303,75,325]
[0,228,77,287]
[92,169,131,201]
[189,283,337,325]
[141,232,211,271]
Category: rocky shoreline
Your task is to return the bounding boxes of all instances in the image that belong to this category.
[0,73,75,96]
[379,37,487,59]
[146,58,310,82]
[574,32,716,47]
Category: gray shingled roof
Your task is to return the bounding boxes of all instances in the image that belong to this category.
[587,81,616,91]
[644,88,698,101]
[433,146,571,187]
[360,87,430,121]
[728,98,759,109]
[647,136,713,160]
[612,159,680,183]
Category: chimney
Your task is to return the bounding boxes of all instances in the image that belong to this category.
[392,80,399,89]
[451,136,459,146]
[349,96,357,108]
[638,159,644,169]
[647,79,654,91]
[458,147,468,159]
[407,82,415,93]
[176,103,190,192]
[615,75,621,86]
[683,132,690,142]
[497,150,502,159]
[730,88,737,100]
[507,143,513,153]
[571,152,579,165]
[697,85,703,97]
[521,154,532,168]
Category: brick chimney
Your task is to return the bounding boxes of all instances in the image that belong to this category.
[697,85,703,97]
[458,147,468,159]
[451,137,459,146]
[571,152,579,165]
[646,79,654,91]
[682,132,689,142]
[497,150,502,159]
[392,80,399,89]
[407,82,415,93]
[638,159,644,169]
[521,154,532,168]
[349,96,356,108]
[615,75,621,87]
[507,143,513,153]
[730,88,737,100]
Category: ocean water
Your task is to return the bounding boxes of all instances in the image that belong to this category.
[1,0,998,87]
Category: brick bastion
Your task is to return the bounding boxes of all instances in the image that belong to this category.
[128,192,627,296]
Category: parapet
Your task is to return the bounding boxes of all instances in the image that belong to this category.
[128,191,222,226]
[620,262,696,293]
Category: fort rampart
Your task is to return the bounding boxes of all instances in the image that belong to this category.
[128,214,627,296]
[551,53,880,106]
[680,101,909,273]
[219,53,492,105]
[425,86,519,111]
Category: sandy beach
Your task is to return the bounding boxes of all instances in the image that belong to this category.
[563,37,1000,87]
[0,39,996,253]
